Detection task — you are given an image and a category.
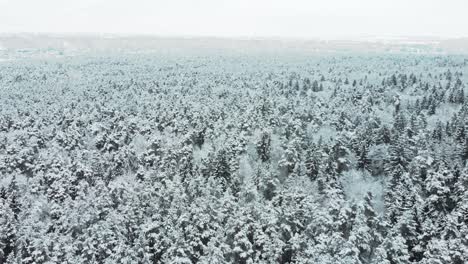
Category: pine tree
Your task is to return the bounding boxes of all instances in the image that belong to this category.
[317,157,345,200]
[428,100,437,115]
[349,193,385,263]
[381,233,410,264]
[454,120,466,143]
[305,147,321,181]
[0,199,17,264]
[213,149,232,191]
[393,112,406,134]
[375,125,392,144]
[256,130,271,163]
[432,121,444,141]
[357,144,370,171]
[312,80,319,92]
[391,74,397,86]
[385,165,410,224]
[278,139,300,177]
[461,140,468,164]
[385,135,412,173]
[179,145,194,183]
[424,168,453,217]
[398,205,426,262]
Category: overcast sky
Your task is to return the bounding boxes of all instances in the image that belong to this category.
[0,0,467,39]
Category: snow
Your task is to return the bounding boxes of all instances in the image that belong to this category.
[0,44,467,263]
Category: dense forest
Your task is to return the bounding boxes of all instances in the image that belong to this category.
[0,53,467,263]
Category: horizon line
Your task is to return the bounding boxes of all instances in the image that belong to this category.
[1,32,468,42]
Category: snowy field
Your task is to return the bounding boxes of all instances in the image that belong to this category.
[0,43,468,263]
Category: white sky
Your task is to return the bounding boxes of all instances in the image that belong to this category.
[0,0,467,38]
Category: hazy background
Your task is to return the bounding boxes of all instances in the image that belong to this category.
[1,0,467,39]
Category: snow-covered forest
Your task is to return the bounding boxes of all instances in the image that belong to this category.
[0,51,467,263]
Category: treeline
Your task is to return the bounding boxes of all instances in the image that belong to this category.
[0,54,467,263]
